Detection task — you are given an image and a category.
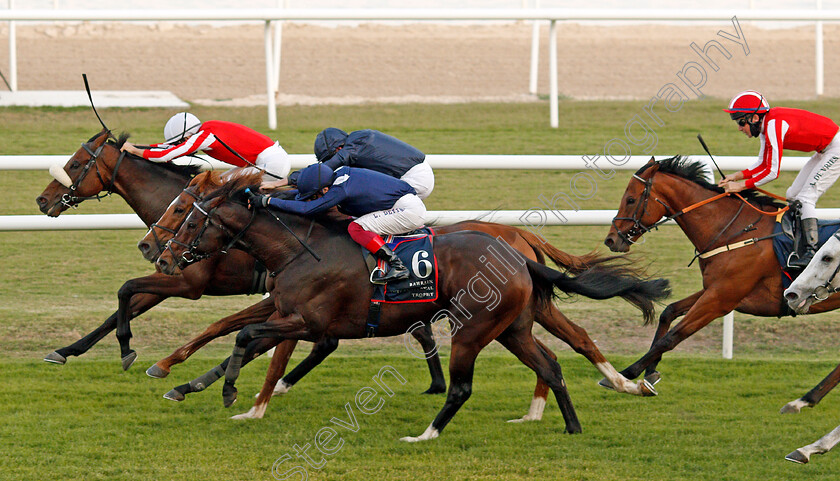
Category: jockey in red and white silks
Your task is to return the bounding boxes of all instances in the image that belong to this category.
[720,90,840,267]
[121,113,291,180]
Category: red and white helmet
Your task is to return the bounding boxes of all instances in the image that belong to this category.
[723,90,770,120]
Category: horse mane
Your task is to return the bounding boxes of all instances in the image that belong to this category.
[202,171,353,234]
[647,155,785,209]
[86,131,203,178]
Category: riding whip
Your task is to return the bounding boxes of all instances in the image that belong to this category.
[696,134,726,180]
[82,74,110,133]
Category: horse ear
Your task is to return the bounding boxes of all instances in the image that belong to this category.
[648,156,655,164]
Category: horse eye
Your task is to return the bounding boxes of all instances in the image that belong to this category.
[626,197,636,205]
[822,255,834,263]
[174,207,184,214]
[187,222,196,230]
[70,161,80,169]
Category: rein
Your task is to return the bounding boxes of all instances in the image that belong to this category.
[147,187,203,255]
[167,201,257,267]
[614,172,789,261]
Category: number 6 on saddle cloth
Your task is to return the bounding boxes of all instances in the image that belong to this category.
[363,228,438,336]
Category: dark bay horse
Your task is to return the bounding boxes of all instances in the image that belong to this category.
[151,174,670,439]
[34,129,446,393]
[143,169,661,420]
[604,156,840,413]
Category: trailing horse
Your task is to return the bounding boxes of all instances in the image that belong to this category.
[150,173,670,439]
[605,155,840,414]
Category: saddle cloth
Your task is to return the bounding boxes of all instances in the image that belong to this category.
[368,227,438,304]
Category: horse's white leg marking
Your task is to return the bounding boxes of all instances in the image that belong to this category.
[595,362,653,396]
[267,379,292,397]
[507,395,546,423]
[399,424,439,443]
[230,401,269,420]
[788,424,840,463]
[780,398,812,414]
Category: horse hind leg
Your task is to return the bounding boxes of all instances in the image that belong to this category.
[495,317,582,434]
[786,424,840,464]
[232,338,297,420]
[507,337,551,423]
[537,303,655,397]
[781,361,840,414]
[400,342,482,443]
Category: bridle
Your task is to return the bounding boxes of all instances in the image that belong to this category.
[611,171,676,246]
[808,233,840,301]
[165,199,256,269]
[60,135,127,209]
[146,187,204,257]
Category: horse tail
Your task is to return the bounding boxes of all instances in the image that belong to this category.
[525,258,671,324]
[515,227,606,274]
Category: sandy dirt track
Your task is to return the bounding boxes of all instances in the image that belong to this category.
[1,21,838,104]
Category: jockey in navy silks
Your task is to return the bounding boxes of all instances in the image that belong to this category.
[248,163,426,283]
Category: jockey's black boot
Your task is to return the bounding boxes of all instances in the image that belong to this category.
[373,245,410,282]
[789,218,819,269]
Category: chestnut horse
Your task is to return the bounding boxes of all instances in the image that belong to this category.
[143,169,661,420]
[604,156,840,414]
[151,173,670,439]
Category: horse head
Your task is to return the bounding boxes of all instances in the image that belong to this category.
[155,172,259,275]
[35,129,126,216]
[784,233,840,314]
[604,157,671,252]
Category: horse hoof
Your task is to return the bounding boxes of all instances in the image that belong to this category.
[230,408,257,420]
[422,384,446,395]
[163,389,185,402]
[223,383,238,408]
[146,364,169,379]
[640,379,658,397]
[785,449,809,464]
[644,371,661,386]
[597,378,615,391]
[780,399,810,414]
[121,351,137,371]
[43,351,67,365]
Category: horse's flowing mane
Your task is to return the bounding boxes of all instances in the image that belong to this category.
[642,155,785,209]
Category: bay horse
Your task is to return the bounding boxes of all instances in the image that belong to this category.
[151,173,670,439]
[34,129,445,393]
[142,169,661,420]
[604,156,840,414]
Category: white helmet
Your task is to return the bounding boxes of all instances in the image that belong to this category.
[163,112,201,143]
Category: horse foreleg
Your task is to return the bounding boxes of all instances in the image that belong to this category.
[619,288,745,381]
[148,296,277,378]
[641,290,705,383]
[409,324,446,394]
[232,339,299,420]
[781,361,840,414]
[163,337,282,402]
[401,342,481,442]
[45,293,165,365]
[786,424,840,464]
[115,273,206,370]
[223,312,308,408]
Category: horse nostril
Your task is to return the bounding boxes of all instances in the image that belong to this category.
[36,196,47,206]
[784,291,799,303]
[138,242,150,253]
[604,237,614,248]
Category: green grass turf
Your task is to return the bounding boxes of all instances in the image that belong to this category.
[4,99,840,479]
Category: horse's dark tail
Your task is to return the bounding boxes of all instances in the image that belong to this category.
[526,258,671,324]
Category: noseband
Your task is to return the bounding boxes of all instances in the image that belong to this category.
[60,137,126,209]
[147,187,203,256]
[165,200,256,268]
[810,233,840,301]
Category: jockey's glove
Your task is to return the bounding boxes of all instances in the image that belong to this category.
[244,188,269,209]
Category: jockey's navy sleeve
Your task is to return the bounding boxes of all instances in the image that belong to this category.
[323,147,352,171]
[266,186,348,216]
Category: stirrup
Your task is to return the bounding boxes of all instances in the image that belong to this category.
[369,266,387,285]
